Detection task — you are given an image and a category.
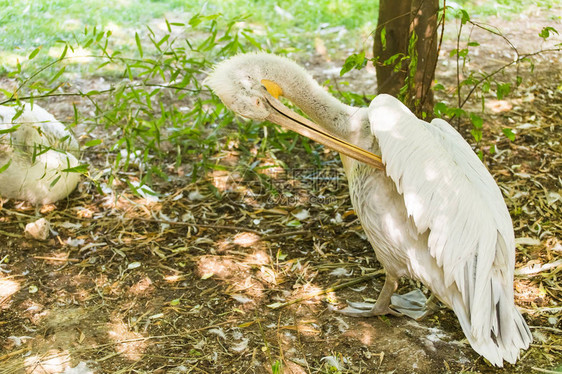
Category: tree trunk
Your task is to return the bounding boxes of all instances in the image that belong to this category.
[411,0,439,115]
[373,0,411,96]
[373,0,439,116]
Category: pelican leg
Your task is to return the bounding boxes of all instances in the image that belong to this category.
[335,274,402,317]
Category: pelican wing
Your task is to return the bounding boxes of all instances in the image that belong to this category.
[368,95,520,348]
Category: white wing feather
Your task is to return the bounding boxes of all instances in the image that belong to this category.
[368,94,530,365]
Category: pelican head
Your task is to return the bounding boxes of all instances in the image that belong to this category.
[205,53,384,170]
[205,53,287,121]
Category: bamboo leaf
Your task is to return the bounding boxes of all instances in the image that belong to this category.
[48,66,66,84]
[28,46,42,60]
[135,32,143,58]
[502,128,516,141]
[85,139,102,147]
[0,159,12,174]
[62,164,89,173]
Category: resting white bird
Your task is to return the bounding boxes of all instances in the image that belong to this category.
[206,52,532,366]
[0,103,80,204]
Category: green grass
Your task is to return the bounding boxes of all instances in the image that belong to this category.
[0,0,377,54]
[0,0,188,49]
[1,0,559,71]
[0,0,381,74]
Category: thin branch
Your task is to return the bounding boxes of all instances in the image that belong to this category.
[0,83,199,106]
[469,20,519,55]
[458,47,562,110]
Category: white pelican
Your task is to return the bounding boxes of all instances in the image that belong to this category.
[206,52,532,366]
[0,103,80,204]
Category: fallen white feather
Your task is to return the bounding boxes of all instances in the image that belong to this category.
[231,294,253,304]
[329,267,353,277]
[515,259,562,276]
[208,328,227,340]
[7,335,33,346]
[230,338,249,352]
[321,355,348,371]
[291,208,310,221]
[188,190,205,201]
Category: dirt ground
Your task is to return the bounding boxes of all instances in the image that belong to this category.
[1,7,561,374]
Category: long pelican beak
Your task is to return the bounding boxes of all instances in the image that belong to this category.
[260,84,384,171]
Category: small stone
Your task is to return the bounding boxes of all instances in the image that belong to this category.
[24,218,50,241]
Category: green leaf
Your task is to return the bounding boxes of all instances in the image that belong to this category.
[340,51,366,76]
[538,26,559,41]
[28,46,41,60]
[241,31,261,50]
[85,139,102,147]
[48,66,66,84]
[380,26,387,50]
[62,164,89,173]
[470,128,482,142]
[470,113,483,129]
[502,128,516,141]
[460,9,470,24]
[449,107,467,118]
[271,360,282,374]
[286,220,302,227]
[467,41,480,47]
[135,32,143,58]
[433,83,445,91]
[433,102,448,117]
[496,83,511,100]
[0,87,11,98]
[0,159,12,174]
[49,175,62,188]
[156,34,170,48]
[0,124,20,134]
[59,44,68,60]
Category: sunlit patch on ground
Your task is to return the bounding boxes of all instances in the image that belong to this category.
[515,279,548,306]
[24,349,72,374]
[0,278,20,306]
[197,255,244,279]
[232,232,260,247]
[342,320,377,345]
[129,276,154,295]
[485,99,514,113]
[108,319,147,361]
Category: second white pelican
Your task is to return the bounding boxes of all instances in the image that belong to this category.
[0,103,81,204]
[206,52,532,367]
